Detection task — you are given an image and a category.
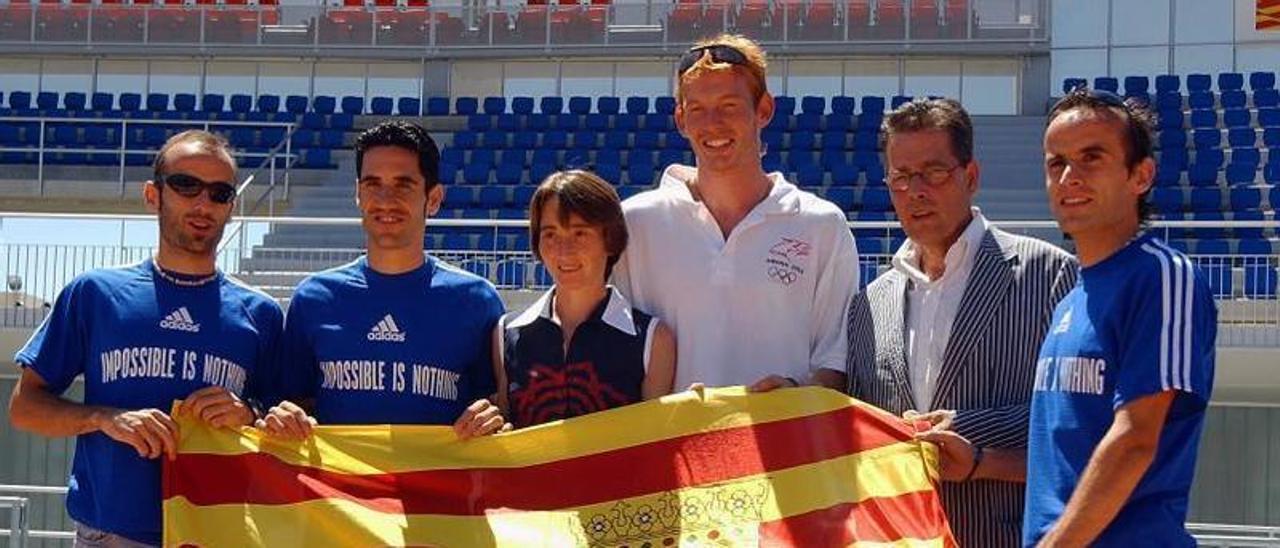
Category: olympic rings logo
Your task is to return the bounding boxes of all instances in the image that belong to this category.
[768,266,799,285]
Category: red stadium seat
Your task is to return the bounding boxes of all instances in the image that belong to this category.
[873,0,903,38]
[803,1,838,41]
[734,3,775,42]
[910,0,940,38]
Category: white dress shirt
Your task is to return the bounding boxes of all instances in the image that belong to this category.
[891,207,989,409]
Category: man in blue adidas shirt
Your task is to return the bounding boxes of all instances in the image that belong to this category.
[7,130,283,547]
[920,89,1216,547]
[261,121,507,438]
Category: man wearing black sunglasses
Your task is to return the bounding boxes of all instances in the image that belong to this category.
[9,130,283,547]
[613,34,859,393]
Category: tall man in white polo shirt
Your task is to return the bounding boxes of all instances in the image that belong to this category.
[845,98,1077,547]
[613,34,859,390]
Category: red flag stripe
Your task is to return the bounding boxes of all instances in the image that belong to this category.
[758,490,955,547]
[167,404,913,514]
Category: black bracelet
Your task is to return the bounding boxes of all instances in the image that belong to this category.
[962,446,985,482]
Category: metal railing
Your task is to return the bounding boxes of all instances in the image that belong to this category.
[0,213,1275,342]
[1188,523,1280,547]
[0,0,1048,52]
[0,116,298,200]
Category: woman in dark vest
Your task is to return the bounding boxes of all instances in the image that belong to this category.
[493,170,676,428]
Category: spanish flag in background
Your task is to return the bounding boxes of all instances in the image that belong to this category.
[1260,0,1280,30]
[163,387,955,547]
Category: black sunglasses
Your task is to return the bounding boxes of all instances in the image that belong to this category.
[159,173,236,205]
[677,44,749,76]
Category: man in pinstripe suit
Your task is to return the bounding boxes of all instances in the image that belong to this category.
[846,99,1078,547]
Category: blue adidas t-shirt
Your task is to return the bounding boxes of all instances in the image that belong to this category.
[1024,234,1216,547]
[276,256,504,425]
[14,259,283,545]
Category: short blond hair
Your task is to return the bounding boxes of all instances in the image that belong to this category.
[676,34,769,105]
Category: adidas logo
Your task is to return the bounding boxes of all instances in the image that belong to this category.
[159,307,200,333]
[367,314,406,342]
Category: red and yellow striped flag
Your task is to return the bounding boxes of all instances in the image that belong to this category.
[1260,0,1280,30]
[163,387,955,547]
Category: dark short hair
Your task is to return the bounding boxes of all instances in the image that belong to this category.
[1047,88,1156,221]
[880,98,974,165]
[152,129,236,182]
[528,170,629,282]
[354,121,441,189]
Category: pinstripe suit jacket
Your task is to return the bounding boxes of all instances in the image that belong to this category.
[847,227,1077,548]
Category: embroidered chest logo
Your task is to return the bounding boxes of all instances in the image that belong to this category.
[159,307,200,333]
[367,314,406,342]
[765,237,812,286]
[1053,309,1073,335]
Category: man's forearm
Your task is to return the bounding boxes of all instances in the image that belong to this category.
[809,368,846,390]
[10,386,111,437]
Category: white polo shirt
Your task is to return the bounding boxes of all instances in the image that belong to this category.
[613,164,860,389]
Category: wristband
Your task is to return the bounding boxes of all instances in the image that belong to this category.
[962,446,985,482]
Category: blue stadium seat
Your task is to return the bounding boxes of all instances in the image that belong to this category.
[50,124,78,147]
[1190,109,1217,129]
[1225,163,1256,186]
[656,149,685,168]
[891,95,913,110]
[36,92,59,112]
[553,114,579,131]
[1221,90,1247,109]
[861,96,886,113]
[482,130,507,149]
[1250,71,1276,90]
[319,129,344,149]
[796,164,824,186]
[1232,147,1261,167]
[664,132,689,150]
[584,114,609,132]
[7,91,31,111]
[1093,77,1119,93]
[455,97,479,115]
[820,149,846,171]
[483,96,506,115]
[627,158,655,186]
[1188,162,1218,186]
[1259,108,1280,127]
[1230,187,1262,210]
[283,95,306,115]
[1151,188,1183,213]
[597,96,620,115]
[1186,73,1212,92]
[1155,74,1180,93]
[1267,162,1280,184]
[511,131,537,149]
[596,148,620,166]
[341,96,364,115]
[256,95,280,113]
[479,186,507,208]
[1062,78,1087,94]
[1228,128,1256,147]
[625,96,649,115]
[228,128,256,149]
[1159,129,1187,149]
[1197,147,1225,168]
[462,163,491,185]
[119,93,142,113]
[596,162,622,185]
[542,130,568,149]
[330,113,353,131]
[1244,261,1278,298]
[642,113,672,132]
[63,92,87,112]
[1188,91,1214,110]
[633,131,660,150]
[91,92,114,112]
[773,96,796,117]
[397,97,421,116]
[1189,188,1222,211]
[1257,89,1280,108]
[821,129,847,150]
[289,129,317,149]
[1218,72,1244,91]
[801,96,825,115]
[1192,129,1220,149]
[654,96,677,115]
[571,131,598,150]
[424,97,448,115]
[171,93,195,113]
[603,130,628,149]
[831,96,856,115]
[1224,109,1251,128]
[857,111,883,131]
[861,188,892,211]
[1156,107,1183,130]
[826,114,853,132]
[509,97,533,115]
[366,96,389,115]
[312,96,336,115]
[790,131,816,151]
[467,115,491,131]
[831,162,859,186]
[228,94,252,113]
[539,97,564,115]
[796,113,821,132]
[1156,93,1182,111]
[1124,76,1150,96]
[497,114,521,131]
[568,96,592,115]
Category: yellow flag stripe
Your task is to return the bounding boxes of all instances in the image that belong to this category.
[177,387,903,475]
[165,441,940,547]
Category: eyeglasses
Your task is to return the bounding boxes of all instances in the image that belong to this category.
[887,164,963,191]
[158,173,236,204]
[677,44,749,76]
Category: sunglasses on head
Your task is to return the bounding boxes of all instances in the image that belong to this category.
[158,173,236,204]
[677,44,749,76]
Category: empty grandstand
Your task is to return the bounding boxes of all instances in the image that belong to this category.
[0,0,1278,545]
